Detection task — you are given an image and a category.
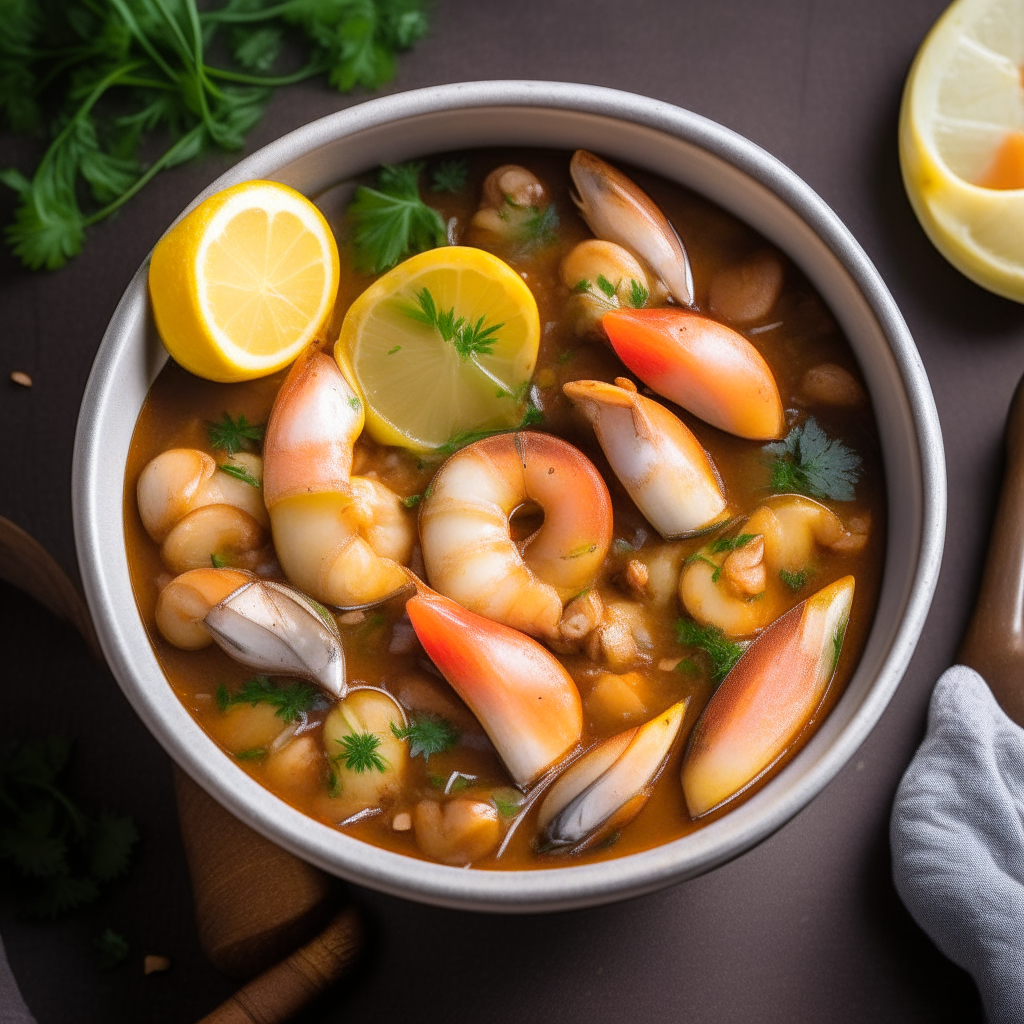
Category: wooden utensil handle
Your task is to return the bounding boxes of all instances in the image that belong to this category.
[960,372,1024,725]
[197,907,363,1024]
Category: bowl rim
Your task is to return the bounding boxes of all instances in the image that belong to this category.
[73,80,946,912]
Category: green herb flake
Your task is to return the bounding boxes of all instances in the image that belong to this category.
[596,274,617,298]
[390,714,459,761]
[217,676,320,724]
[522,204,559,245]
[779,567,811,591]
[210,553,228,569]
[218,462,260,488]
[94,928,129,970]
[348,161,445,273]
[207,413,265,456]
[557,349,576,365]
[572,278,591,294]
[335,732,388,774]
[687,552,723,583]
[763,418,862,501]
[563,543,597,560]
[387,345,402,355]
[431,159,468,193]
[832,618,849,672]
[234,748,267,762]
[708,533,757,554]
[347,395,361,411]
[676,657,701,676]
[626,278,649,308]
[403,286,504,361]
[490,789,524,818]
[675,619,745,684]
[401,493,422,509]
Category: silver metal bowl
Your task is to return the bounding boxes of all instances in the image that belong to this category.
[73,81,945,913]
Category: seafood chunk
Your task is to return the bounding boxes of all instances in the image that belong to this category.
[472,164,550,240]
[560,240,660,334]
[800,363,867,407]
[538,700,687,849]
[155,567,250,649]
[204,578,347,697]
[323,688,408,815]
[413,798,501,866]
[563,377,727,538]
[570,150,694,307]
[263,348,413,609]
[419,431,612,638]
[708,252,784,324]
[681,576,855,817]
[406,589,583,787]
[602,308,785,440]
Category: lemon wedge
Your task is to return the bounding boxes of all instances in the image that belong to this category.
[149,180,340,382]
[336,246,540,452]
[900,0,1024,301]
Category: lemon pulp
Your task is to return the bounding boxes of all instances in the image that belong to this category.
[337,247,540,452]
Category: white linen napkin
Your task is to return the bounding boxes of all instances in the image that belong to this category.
[891,664,1024,1024]
[0,936,35,1024]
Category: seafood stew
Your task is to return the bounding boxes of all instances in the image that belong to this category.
[125,148,885,870]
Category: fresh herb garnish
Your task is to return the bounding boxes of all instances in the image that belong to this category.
[563,543,597,559]
[335,732,388,774]
[390,714,459,761]
[763,418,862,501]
[431,159,468,193]
[1,0,431,270]
[234,748,266,762]
[779,567,811,591]
[216,676,320,724]
[572,278,591,294]
[430,402,544,459]
[210,553,228,569]
[675,620,744,684]
[444,772,475,794]
[626,278,649,308]
[387,345,402,355]
[490,789,524,818]
[347,161,445,273]
[401,493,422,509]
[687,552,723,583]
[708,533,757,554]
[522,203,559,245]
[94,928,129,970]
[207,413,264,456]
[218,463,260,488]
[596,274,617,298]
[403,286,504,361]
[0,737,138,919]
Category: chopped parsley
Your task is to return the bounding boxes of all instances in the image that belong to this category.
[708,533,757,554]
[234,748,266,762]
[675,619,745,684]
[403,286,504,361]
[335,732,388,774]
[779,567,811,591]
[490,788,524,818]
[216,676,321,724]
[347,161,446,273]
[390,714,459,761]
[431,159,468,193]
[521,203,559,245]
[763,417,861,501]
[626,278,649,308]
[387,345,402,355]
[596,274,617,298]
[210,553,229,569]
[207,413,264,456]
[572,278,591,294]
[218,462,260,488]
[687,552,723,583]
[401,493,422,509]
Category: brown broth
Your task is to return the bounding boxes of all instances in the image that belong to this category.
[124,148,886,870]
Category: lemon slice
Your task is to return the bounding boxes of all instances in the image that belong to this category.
[149,180,340,382]
[336,247,540,451]
[900,0,1024,301]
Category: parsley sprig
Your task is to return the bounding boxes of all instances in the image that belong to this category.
[1,0,431,270]
[403,286,504,361]
[218,462,261,487]
[675,620,745,684]
[431,159,468,193]
[0,737,138,919]
[207,412,264,456]
[334,732,388,774]
[216,676,322,724]
[348,161,446,273]
[390,714,459,761]
[764,418,862,501]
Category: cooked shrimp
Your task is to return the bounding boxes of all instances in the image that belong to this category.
[570,150,694,307]
[263,347,414,609]
[563,377,727,538]
[419,431,613,638]
[679,495,868,637]
[137,449,269,571]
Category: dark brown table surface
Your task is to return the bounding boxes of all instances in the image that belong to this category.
[1,0,1014,1019]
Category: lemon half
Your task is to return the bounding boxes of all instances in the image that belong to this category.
[336,247,540,452]
[149,180,340,382]
[901,0,1024,301]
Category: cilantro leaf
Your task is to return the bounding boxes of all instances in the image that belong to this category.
[763,418,862,501]
[217,676,322,724]
[675,619,745,684]
[431,159,468,193]
[390,714,459,760]
[207,413,264,455]
[218,462,261,487]
[348,161,446,273]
